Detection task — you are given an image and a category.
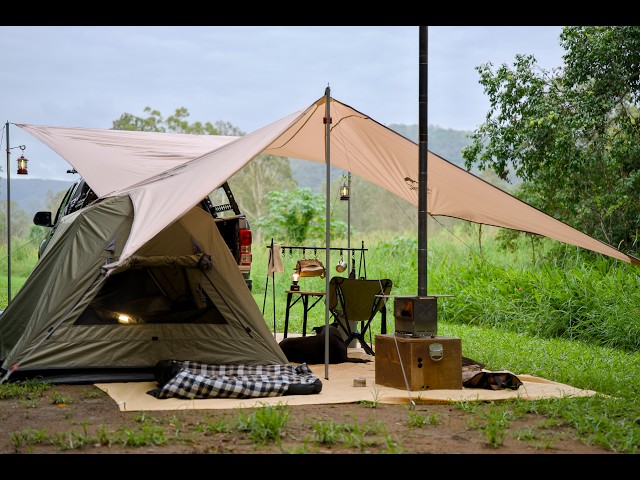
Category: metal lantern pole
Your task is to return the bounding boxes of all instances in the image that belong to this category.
[4,121,11,304]
[339,173,352,274]
[3,122,29,306]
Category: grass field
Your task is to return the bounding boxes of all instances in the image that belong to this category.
[1,227,639,452]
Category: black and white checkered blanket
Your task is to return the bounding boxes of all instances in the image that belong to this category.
[147,361,322,400]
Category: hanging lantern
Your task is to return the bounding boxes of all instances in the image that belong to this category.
[339,183,350,200]
[16,154,28,175]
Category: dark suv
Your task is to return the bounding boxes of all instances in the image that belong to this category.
[33,176,253,290]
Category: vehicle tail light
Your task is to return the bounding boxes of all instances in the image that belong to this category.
[239,228,252,266]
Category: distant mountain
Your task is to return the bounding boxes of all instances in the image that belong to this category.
[388,123,475,169]
[0,178,74,215]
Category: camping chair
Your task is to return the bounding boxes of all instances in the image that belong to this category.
[327,276,393,356]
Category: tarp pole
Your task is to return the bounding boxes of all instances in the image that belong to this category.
[418,26,428,297]
[324,86,331,379]
[347,171,351,250]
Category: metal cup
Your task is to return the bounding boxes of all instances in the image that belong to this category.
[336,260,348,272]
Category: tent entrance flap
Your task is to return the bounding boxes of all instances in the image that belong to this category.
[75,267,228,326]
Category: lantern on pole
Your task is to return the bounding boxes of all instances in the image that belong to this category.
[16,146,28,174]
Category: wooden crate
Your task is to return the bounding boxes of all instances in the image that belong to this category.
[374,334,462,390]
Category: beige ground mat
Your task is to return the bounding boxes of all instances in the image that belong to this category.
[96,350,598,412]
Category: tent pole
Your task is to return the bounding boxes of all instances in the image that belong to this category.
[261,239,271,316]
[323,86,331,379]
[262,238,275,333]
[347,171,351,250]
[418,26,428,297]
[271,270,275,334]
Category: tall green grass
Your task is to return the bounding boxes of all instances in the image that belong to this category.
[0,237,41,308]
[256,228,640,352]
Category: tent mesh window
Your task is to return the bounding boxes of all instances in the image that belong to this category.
[74,268,227,325]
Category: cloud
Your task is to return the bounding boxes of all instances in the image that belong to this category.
[1,25,563,179]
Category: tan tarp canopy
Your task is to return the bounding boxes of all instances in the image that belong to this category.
[19,95,639,267]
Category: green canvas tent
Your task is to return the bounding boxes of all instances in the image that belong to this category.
[0,195,287,383]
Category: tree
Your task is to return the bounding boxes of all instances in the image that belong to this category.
[112,106,230,135]
[0,201,30,244]
[253,188,347,244]
[462,26,640,256]
[45,188,68,216]
[228,154,296,232]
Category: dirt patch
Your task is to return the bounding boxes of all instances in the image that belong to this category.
[0,383,617,455]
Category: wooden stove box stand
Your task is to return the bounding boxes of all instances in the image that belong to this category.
[375,334,462,390]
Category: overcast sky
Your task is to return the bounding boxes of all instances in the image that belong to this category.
[1,25,565,180]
